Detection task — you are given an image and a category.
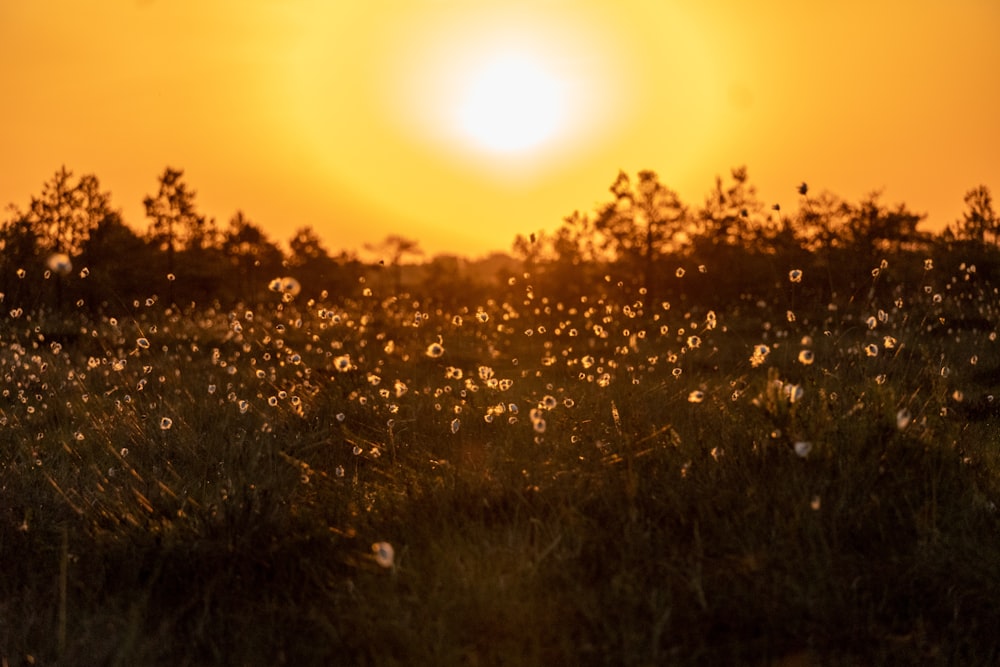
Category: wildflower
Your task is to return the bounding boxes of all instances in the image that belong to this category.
[159,417,173,430]
[136,337,150,349]
[687,390,704,403]
[687,335,701,349]
[533,418,547,433]
[924,258,933,270]
[798,349,814,365]
[788,269,803,283]
[372,542,395,569]
[541,395,557,410]
[450,418,461,434]
[786,384,804,403]
[426,342,445,358]
[46,253,73,277]
[896,408,912,430]
[864,343,879,357]
[282,276,303,296]
[750,344,770,368]
[333,355,353,372]
[794,441,812,458]
[675,268,685,278]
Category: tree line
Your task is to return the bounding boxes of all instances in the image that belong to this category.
[512,167,998,306]
[1,166,368,312]
[1,165,997,314]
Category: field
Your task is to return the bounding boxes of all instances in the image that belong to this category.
[2,252,1000,666]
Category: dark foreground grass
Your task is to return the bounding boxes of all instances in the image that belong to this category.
[3,258,1000,665]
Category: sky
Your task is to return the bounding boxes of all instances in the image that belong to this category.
[2,1,998,259]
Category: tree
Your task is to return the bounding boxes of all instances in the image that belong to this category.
[846,192,925,253]
[695,166,765,249]
[77,211,157,311]
[951,185,997,245]
[22,166,117,256]
[223,211,284,305]
[796,190,852,252]
[144,167,212,264]
[0,209,44,308]
[287,226,362,299]
[592,170,688,293]
[365,234,423,294]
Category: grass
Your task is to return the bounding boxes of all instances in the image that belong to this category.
[2,254,999,666]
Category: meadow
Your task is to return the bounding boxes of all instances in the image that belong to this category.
[2,249,999,666]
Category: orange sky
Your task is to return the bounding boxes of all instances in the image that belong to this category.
[2,1,998,258]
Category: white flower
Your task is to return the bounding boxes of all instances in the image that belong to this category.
[750,344,770,368]
[372,542,394,569]
[46,253,73,277]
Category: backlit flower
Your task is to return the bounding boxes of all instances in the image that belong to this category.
[372,542,394,569]
[46,253,73,277]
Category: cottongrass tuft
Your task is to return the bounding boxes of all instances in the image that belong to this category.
[46,253,73,277]
[372,542,395,569]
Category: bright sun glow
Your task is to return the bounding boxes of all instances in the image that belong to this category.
[373,4,634,182]
[455,54,566,153]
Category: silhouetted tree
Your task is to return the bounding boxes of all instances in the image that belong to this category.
[950,185,997,245]
[796,190,852,252]
[144,168,210,265]
[695,166,764,249]
[18,166,117,256]
[593,170,688,294]
[144,168,218,304]
[287,226,360,299]
[846,192,925,253]
[0,210,44,308]
[77,211,157,311]
[223,211,284,305]
[366,234,423,294]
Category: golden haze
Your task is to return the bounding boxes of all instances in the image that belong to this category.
[1,1,998,258]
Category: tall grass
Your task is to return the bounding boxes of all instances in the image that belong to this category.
[2,253,999,665]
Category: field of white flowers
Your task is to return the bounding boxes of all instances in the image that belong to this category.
[2,250,999,665]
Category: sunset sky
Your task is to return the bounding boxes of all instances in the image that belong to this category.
[2,1,998,258]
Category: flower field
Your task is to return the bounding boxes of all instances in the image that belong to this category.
[2,250,1000,665]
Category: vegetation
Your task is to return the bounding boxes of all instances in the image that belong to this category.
[2,166,999,665]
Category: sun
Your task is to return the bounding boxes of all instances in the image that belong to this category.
[367,3,635,180]
[454,53,566,154]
